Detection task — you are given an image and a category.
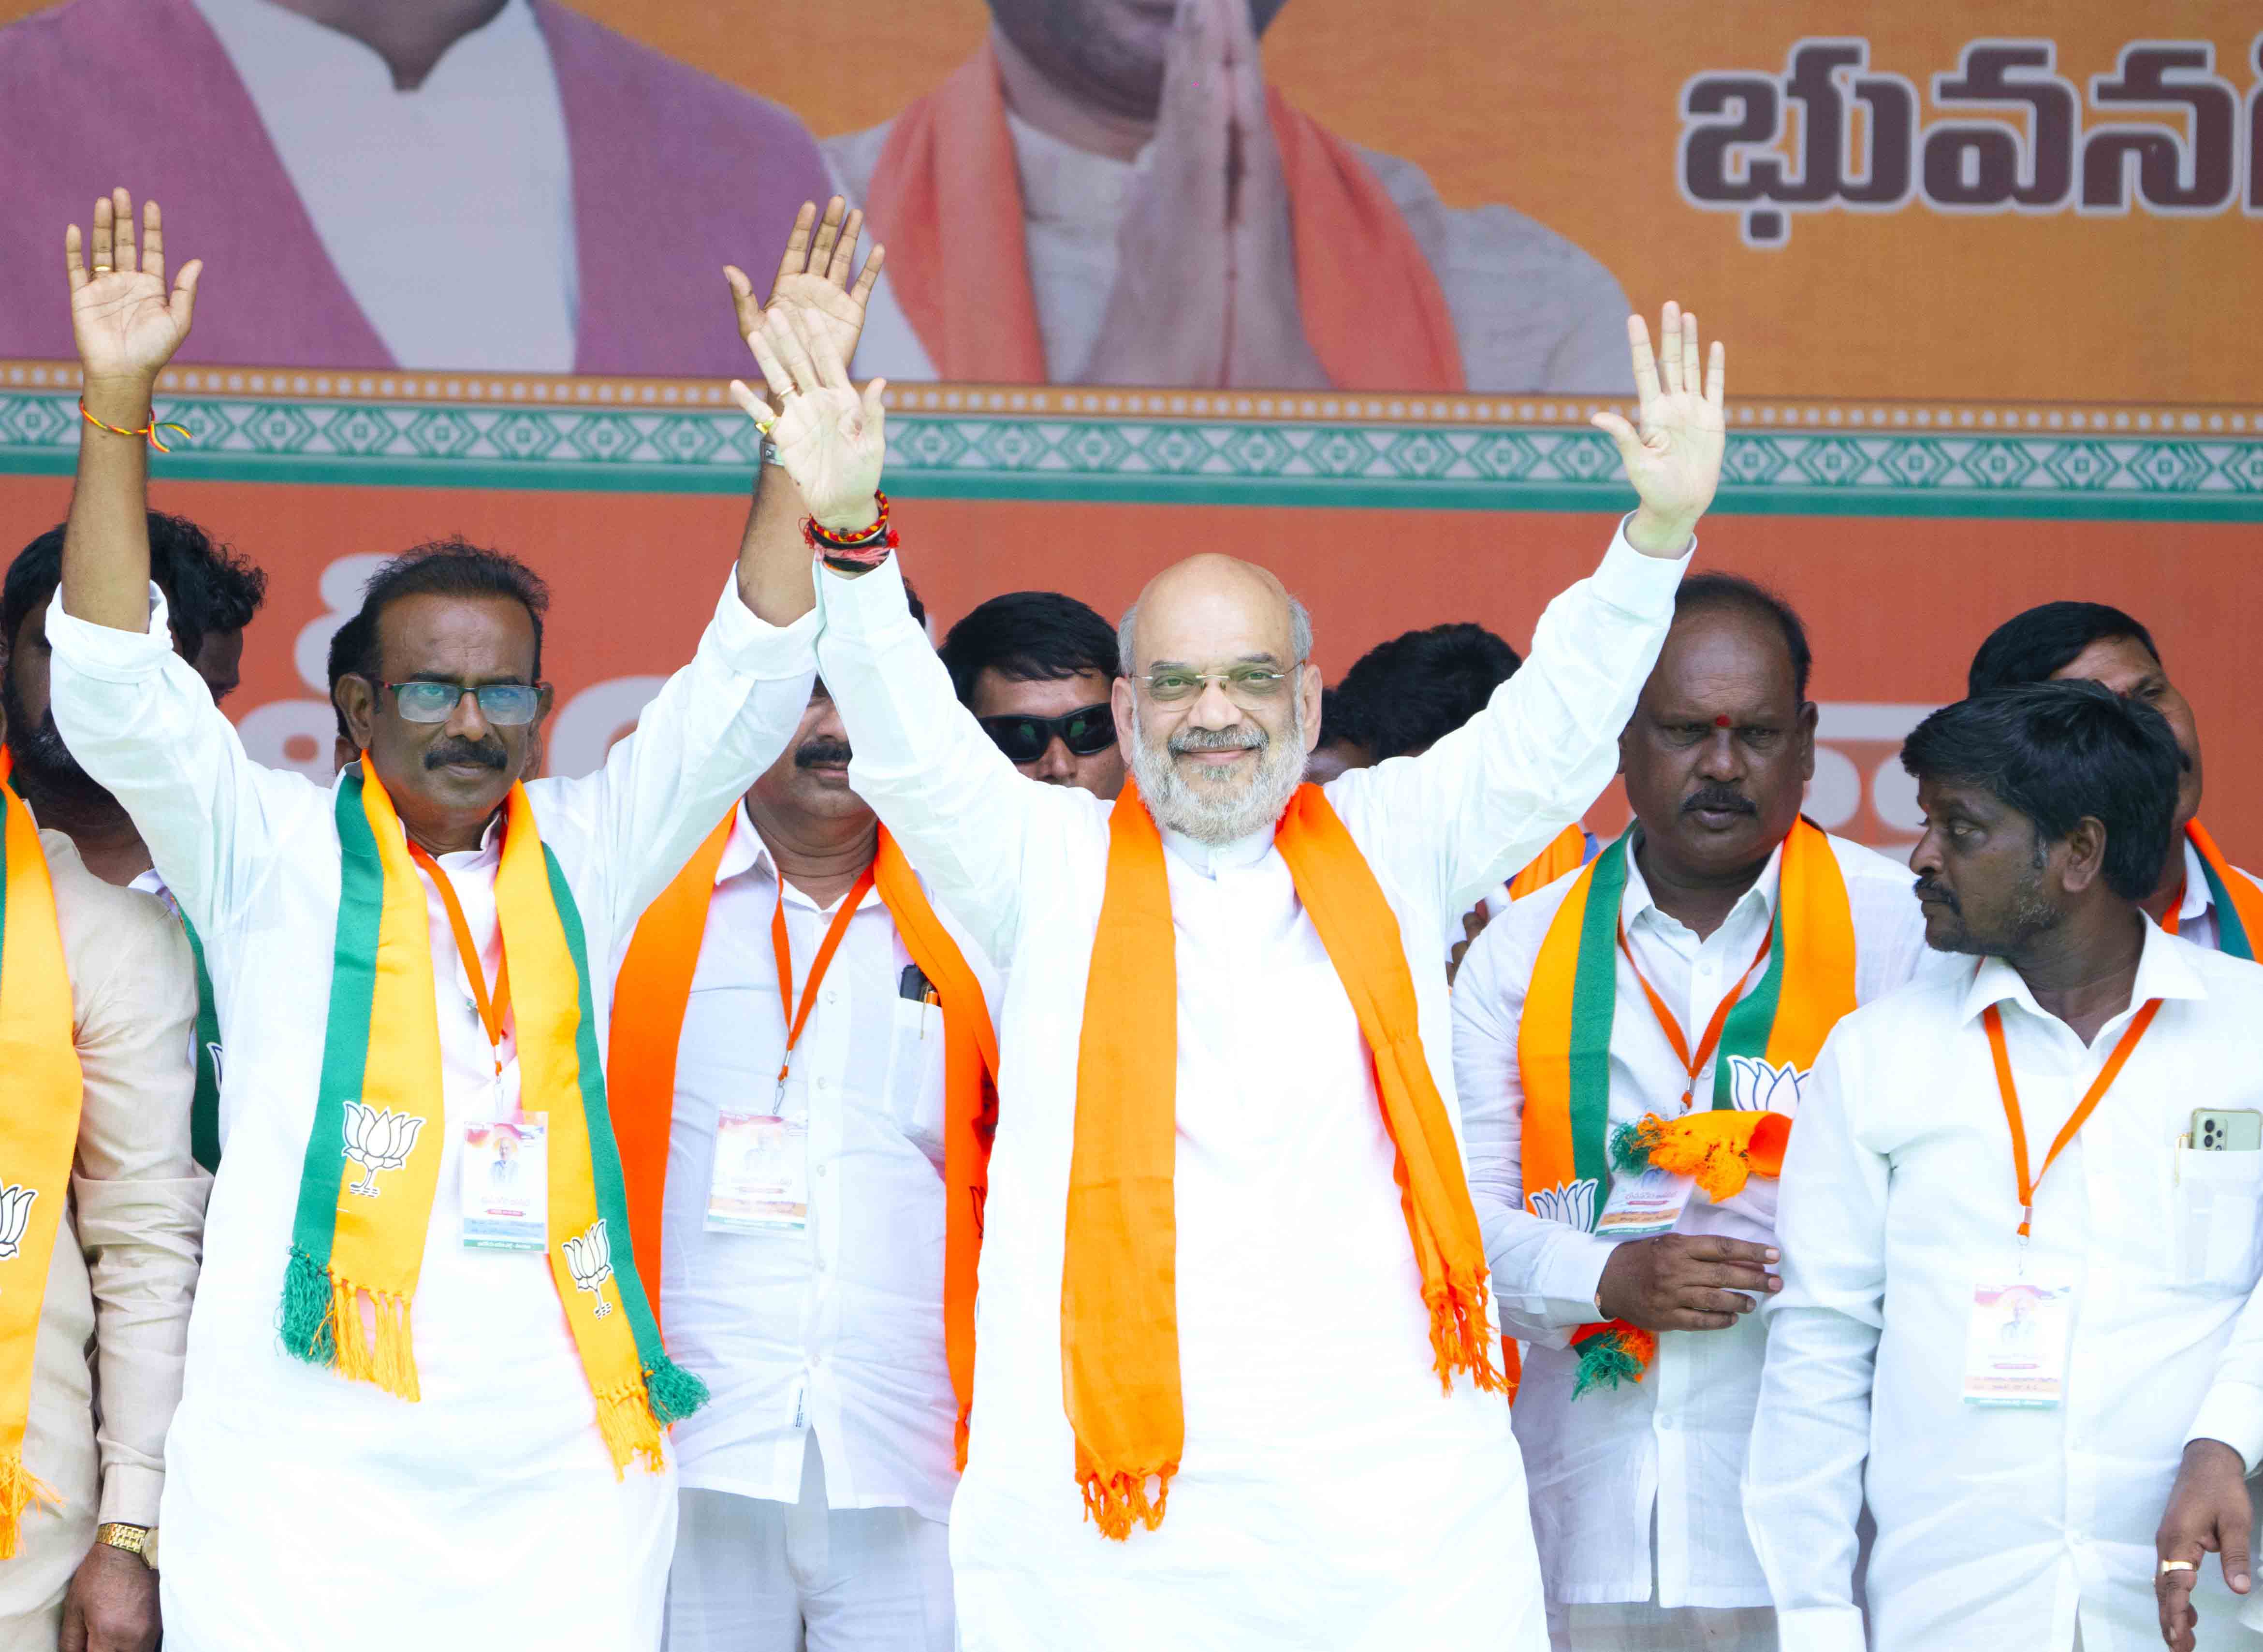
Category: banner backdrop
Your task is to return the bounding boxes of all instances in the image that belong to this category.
[0,0,2257,856]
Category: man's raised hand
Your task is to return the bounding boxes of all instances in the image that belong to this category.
[66,190,200,405]
[1591,302,1726,558]
[725,197,884,396]
[734,304,887,531]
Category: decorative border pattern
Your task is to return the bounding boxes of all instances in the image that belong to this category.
[0,381,2257,520]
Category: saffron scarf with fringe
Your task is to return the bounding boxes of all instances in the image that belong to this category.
[862,37,1466,391]
[608,816,998,1464]
[280,762,704,1475]
[2182,821,2263,961]
[0,754,79,1553]
[1068,779,1499,1539]
[1517,818,1854,1397]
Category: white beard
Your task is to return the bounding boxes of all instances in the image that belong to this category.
[1127,699,1307,846]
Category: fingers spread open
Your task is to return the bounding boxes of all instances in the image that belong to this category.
[745,324,797,403]
[1624,316,1661,407]
[825,208,863,288]
[1656,301,1683,396]
[767,306,822,392]
[847,242,886,308]
[774,201,817,290]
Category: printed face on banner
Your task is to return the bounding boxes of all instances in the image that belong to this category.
[0,1,2248,402]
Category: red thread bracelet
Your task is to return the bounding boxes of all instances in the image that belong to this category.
[79,397,190,453]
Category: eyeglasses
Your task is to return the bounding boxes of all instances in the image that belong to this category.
[1133,666,1296,706]
[381,680,542,726]
[978,703,1117,764]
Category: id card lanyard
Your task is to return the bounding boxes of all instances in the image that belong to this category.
[406,840,512,1081]
[771,866,878,1109]
[1617,917,1773,1110]
[1982,996,2162,1258]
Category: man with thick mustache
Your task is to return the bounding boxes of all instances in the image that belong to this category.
[1451,575,1936,1650]
[1746,683,2263,1652]
[599,588,1004,1652]
[39,191,827,1650]
[735,283,1721,1646]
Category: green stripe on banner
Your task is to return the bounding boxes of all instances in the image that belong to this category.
[1567,833,1632,1217]
[282,770,384,1367]
[539,846,707,1424]
[2197,854,2255,961]
[1712,901,1787,1108]
[181,917,223,1173]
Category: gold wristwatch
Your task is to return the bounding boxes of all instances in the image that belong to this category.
[95,1522,156,1569]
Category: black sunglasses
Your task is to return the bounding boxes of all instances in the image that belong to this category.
[978,703,1117,765]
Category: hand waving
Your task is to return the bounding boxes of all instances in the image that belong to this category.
[725,198,884,398]
[734,304,886,529]
[1590,302,1725,558]
[66,189,200,394]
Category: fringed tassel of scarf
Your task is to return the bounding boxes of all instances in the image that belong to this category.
[1610,1110,1793,1206]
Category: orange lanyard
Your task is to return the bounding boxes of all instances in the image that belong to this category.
[1616,917,1774,1110]
[406,840,512,1077]
[770,866,879,1106]
[1983,997,2163,1240]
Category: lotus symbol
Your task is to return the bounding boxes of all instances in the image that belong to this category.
[1530,1177,1599,1232]
[1726,1057,1806,1116]
[563,1220,615,1316]
[0,1185,37,1263]
[342,1103,427,1198]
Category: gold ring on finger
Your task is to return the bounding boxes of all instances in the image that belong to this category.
[91,264,112,274]
[753,415,777,435]
[2159,1560,2198,1575]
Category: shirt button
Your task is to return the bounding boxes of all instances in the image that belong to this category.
[816,1164,829,1178]
[816,1077,830,1091]
[825,988,838,1006]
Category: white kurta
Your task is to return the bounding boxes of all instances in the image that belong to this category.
[45,578,818,1652]
[1452,830,1940,1612]
[1745,923,2263,1652]
[805,527,1685,1649]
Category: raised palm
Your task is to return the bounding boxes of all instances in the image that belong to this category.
[1591,301,1726,533]
[67,189,199,384]
[725,197,885,397]
[734,304,887,527]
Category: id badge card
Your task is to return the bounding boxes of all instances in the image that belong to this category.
[1962,1274,2075,1407]
[1595,1165,1696,1239]
[707,1113,809,1234]
[461,1116,548,1251]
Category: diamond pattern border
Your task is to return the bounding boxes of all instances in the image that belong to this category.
[0,391,2255,517]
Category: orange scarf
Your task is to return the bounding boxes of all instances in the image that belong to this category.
[1508,824,1588,900]
[1067,780,1498,1539]
[863,38,1466,390]
[609,817,998,1460]
[2183,820,2263,960]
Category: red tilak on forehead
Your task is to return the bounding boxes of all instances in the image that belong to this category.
[1714,714,1733,728]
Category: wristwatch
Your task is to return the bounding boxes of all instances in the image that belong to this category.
[95,1522,157,1570]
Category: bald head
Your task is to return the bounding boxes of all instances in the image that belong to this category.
[1117,553,1311,679]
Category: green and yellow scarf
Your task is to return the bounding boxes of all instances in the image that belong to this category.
[0,755,79,1551]
[1516,817,1854,1396]
[280,763,704,1473]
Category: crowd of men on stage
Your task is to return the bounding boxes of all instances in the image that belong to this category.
[4,188,2260,1652]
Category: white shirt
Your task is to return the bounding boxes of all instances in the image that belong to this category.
[1744,923,2263,1652]
[801,525,1685,1650]
[45,577,818,1652]
[2169,834,2255,956]
[653,804,994,1525]
[823,114,1634,393]
[1451,829,1940,1609]
[191,0,577,371]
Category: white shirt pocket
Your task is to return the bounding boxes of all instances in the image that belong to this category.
[886,997,949,1167]
[2173,1147,2263,1290]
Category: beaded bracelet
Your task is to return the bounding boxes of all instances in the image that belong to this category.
[803,492,898,568]
[79,397,190,453]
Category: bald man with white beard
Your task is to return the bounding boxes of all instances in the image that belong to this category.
[732,292,1726,1650]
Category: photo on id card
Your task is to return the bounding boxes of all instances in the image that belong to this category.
[462,1116,547,1250]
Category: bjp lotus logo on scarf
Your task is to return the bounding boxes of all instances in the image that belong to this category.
[0,1185,37,1263]
[342,1103,427,1198]
[563,1220,615,1316]
[1530,1177,1598,1232]
[1726,1057,1806,1116]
